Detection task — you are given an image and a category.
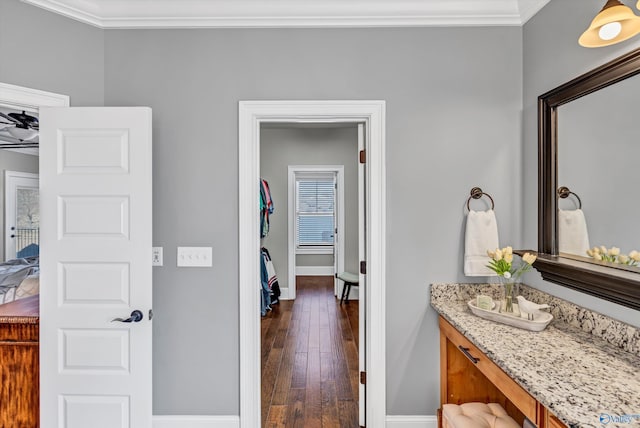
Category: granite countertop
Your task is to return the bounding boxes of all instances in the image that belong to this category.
[431,283,640,428]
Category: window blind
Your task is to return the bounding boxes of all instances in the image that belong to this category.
[296,178,335,246]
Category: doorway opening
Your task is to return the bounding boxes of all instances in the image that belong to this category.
[0,83,68,426]
[260,124,355,426]
[238,100,386,428]
[0,83,68,308]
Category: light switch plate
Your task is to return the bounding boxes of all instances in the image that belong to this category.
[177,246,213,267]
[152,247,163,266]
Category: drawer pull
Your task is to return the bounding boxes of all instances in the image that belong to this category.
[458,345,480,364]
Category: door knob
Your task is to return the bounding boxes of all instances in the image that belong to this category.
[111,310,144,323]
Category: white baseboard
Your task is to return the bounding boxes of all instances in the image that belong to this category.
[386,415,438,428]
[278,287,291,300]
[153,415,239,428]
[295,265,334,276]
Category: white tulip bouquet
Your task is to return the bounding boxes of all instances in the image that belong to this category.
[486,246,537,280]
[486,247,537,313]
[586,246,640,267]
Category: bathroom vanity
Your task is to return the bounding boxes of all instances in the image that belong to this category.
[432,283,640,428]
[439,316,564,428]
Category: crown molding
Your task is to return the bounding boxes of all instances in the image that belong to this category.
[21,0,551,29]
[517,0,551,24]
[21,0,104,27]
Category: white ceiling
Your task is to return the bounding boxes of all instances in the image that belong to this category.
[22,0,551,29]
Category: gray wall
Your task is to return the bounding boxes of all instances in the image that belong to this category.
[0,151,39,261]
[104,26,523,415]
[522,0,640,327]
[0,0,104,262]
[296,254,334,267]
[0,0,104,106]
[260,126,359,290]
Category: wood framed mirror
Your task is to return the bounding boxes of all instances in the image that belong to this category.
[536,47,640,311]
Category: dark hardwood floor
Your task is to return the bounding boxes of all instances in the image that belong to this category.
[261,275,360,428]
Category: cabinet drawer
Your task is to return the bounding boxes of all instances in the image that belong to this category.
[440,317,538,423]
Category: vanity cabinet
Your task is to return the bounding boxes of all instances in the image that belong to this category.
[439,316,567,428]
[0,295,39,427]
[547,415,566,428]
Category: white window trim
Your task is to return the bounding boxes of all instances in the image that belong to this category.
[296,246,334,255]
[290,168,342,256]
[289,167,344,265]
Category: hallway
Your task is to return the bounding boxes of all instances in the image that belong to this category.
[261,276,360,427]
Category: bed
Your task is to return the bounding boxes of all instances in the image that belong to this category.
[0,257,39,305]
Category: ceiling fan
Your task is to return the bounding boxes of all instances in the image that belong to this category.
[0,110,39,147]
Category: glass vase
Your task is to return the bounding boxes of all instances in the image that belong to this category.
[499,276,518,314]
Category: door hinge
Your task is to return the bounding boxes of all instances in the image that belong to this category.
[360,260,366,275]
[359,149,366,164]
[360,371,367,385]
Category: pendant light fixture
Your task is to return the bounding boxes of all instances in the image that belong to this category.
[579,0,640,47]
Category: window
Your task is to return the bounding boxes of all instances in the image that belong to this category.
[295,173,336,251]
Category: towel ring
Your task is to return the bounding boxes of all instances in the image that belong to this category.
[466,187,495,211]
[557,186,582,209]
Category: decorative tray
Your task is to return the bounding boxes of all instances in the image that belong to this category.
[467,299,553,332]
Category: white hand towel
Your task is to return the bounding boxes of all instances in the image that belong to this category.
[464,209,499,277]
[558,209,590,256]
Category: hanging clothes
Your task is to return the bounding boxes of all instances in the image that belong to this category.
[260,179,276,315]
[260,179,274,238]
[260,249,271,316]
[261,247,281,304]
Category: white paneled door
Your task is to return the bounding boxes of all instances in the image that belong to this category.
[39,108,153,428]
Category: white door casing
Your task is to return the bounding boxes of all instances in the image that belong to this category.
[4,171,39,261]
[357,123,366,426]
[239,100,386,428]
[332,171,339,296]
[39,107,153,428]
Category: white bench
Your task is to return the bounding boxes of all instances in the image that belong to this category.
[337,271,359,304]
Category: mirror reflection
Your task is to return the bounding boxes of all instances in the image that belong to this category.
[557,74,640,267]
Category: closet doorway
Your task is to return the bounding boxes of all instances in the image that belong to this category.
[238,100,386,428]
[260,124,355,426]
